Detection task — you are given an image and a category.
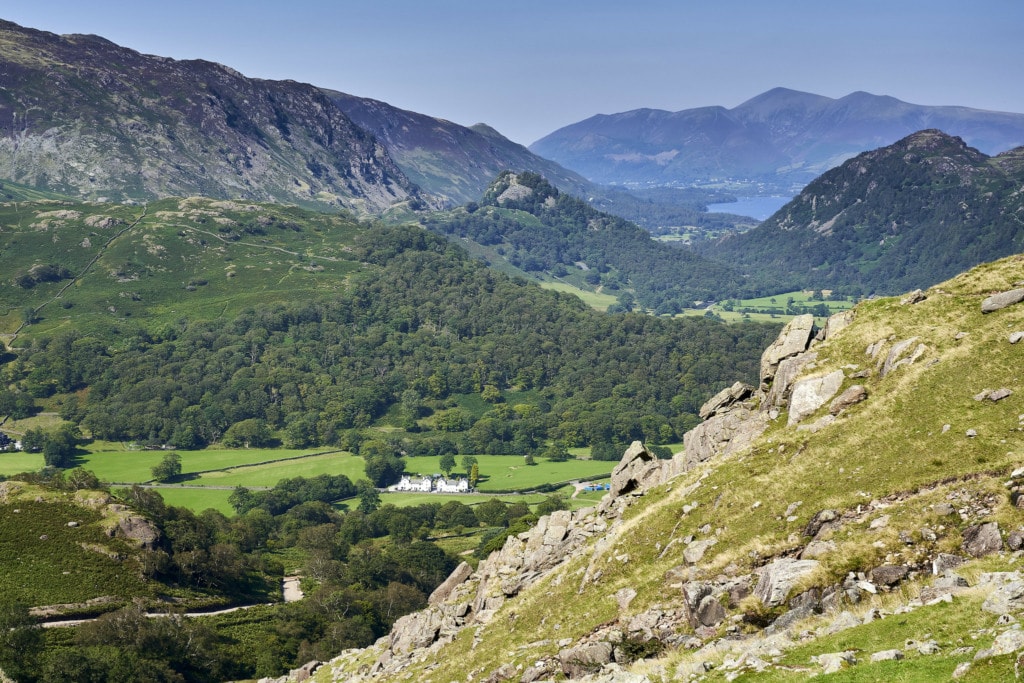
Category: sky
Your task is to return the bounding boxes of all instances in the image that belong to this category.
[4,1,1023,146]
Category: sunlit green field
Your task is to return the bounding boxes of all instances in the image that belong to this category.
[0,451,45,476]
[403,454,615,492]
[539,281,618,311]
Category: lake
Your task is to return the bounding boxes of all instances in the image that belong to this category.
[706,196,792,221]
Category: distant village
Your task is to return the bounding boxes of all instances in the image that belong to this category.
[387,475,471,494]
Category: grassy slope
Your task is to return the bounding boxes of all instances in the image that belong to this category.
[319,254,1024,682]
[0,198,363,340]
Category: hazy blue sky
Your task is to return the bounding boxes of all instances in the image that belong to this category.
[5,1,1022,145]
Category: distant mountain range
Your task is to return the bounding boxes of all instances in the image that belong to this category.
[530,88,1024,191]
[696,129,1024,295]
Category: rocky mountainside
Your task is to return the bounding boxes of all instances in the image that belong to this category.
[324,90,600,207]
[530,87,1024,191]
[278,254,1024,682]
[0,20,417,213]
[697,129,1024,296]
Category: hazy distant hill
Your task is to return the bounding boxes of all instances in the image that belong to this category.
[697,129,1024,295]
[0,20,417,213]
[531,88,1024,191]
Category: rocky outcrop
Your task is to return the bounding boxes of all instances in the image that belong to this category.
[369,440,677,680]
[759,315,817,389]
[110,515,159,550]
[699,382,753,420]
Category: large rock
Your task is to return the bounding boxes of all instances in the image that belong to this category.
[699,381,754,420]
[982,288,1024,313]
[113,515,160,550]
[559,641,613,678]
[962,522,1002,557]
[788,370,845,426]
[880,338,926,377]
[829,385,867,415]
[980,573,1024,614]
[765,351,818,411]
[609,441,662,497]
[428,561,473,606]
[754,558,820,607]
[683,405,768,469]
[389,608,444,654]
[760,314,816,388]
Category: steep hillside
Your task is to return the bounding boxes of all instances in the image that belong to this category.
[0,20,416,213]
[325,90,598,206]
[302,254,1024,682]
[531,88,1024,191]
[697,130,1024,296]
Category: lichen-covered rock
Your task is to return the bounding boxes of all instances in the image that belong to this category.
[829,385,867,415]
[962,522,1002,557]
[788,370,845,426]
[428,562,473,606]
[683,405,768,468]
[699,381,754,420]
[982,288,1024,313]
[559,641,613,678]
[754,558,820,607]
[880,338,926,377]
[609,442,661,497]
[113,515,159,549]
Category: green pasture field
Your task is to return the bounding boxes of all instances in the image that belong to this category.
[403,454,615,492]
[681,289,856,324]
[0,451,45,476]
[539,281,618,311]
[145,486,237,515]
[76,443,342,483]
[188,451,364,487]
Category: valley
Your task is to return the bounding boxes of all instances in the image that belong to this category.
[0,13,1022,683]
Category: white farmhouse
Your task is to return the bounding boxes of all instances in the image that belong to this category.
[388,475,433,492]
[435,477,470,493]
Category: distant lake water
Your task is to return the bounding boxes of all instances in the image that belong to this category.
[706,196,792,221]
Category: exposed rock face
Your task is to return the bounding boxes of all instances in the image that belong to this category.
[0,20,417,213]
[760,315,817,389]
[609,442,663,497]
[111,515,159,550]
[428,561,472,606]
[683,404,768,469]
[981,288,1024,313]
[699,382,754,420]
[788,370,845,426]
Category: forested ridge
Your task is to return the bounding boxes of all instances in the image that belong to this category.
[697,130,1024,296]
[6,224,778,457]
[423,172,751,313]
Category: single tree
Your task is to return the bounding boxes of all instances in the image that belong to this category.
[151,452,182,482]
[439,453,456,476]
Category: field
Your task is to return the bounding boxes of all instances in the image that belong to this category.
[681,289,856,324]
[538,280,619,311]
[1,440,619,514]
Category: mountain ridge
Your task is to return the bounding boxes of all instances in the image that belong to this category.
[0,19,417,213]
[696,129,1024,296]
[531,88,1024,190]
